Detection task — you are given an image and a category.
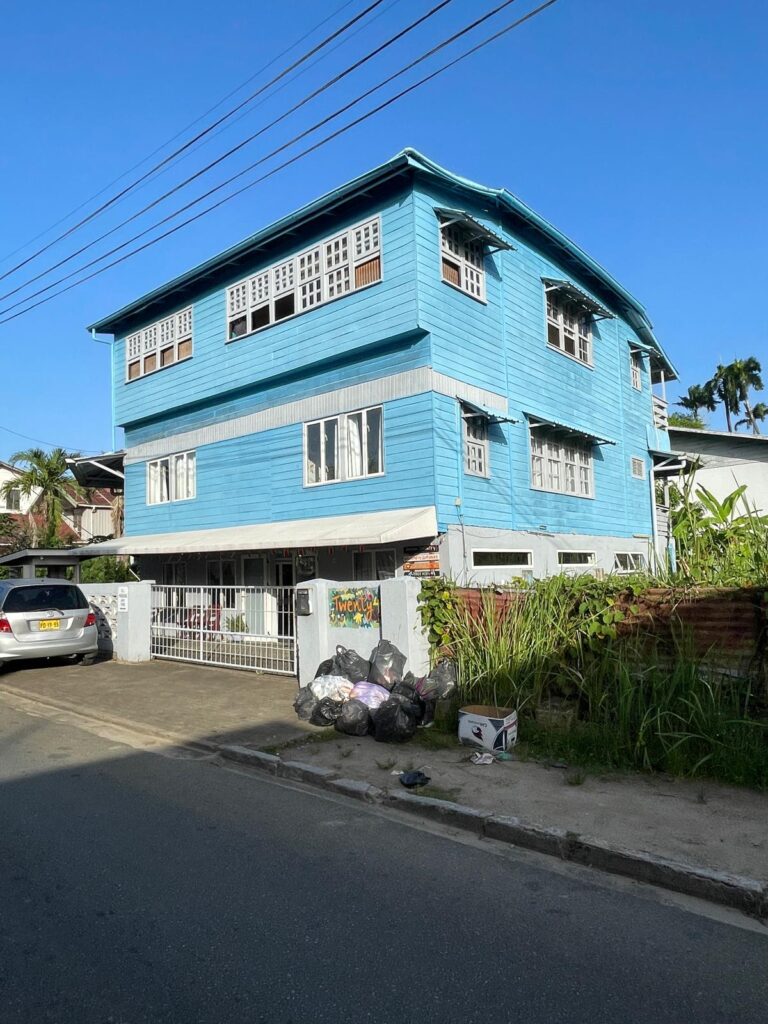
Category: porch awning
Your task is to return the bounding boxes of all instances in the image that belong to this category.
[80,506,439,557]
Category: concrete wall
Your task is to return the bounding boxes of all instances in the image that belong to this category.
[295,577,429,687]
[80,581,153,662]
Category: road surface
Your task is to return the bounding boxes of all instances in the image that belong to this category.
[0,699,764,1023]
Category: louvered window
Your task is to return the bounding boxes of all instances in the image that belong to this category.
[440,224,486,301]
[126,306,193,382]
[225,216,382,342]
[546,291,592,366]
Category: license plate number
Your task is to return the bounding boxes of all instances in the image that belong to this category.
[39,619,60,631]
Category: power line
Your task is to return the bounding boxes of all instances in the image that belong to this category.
[0,0,361,270]
[0,0,560,328]
[0,425,100,454]
[0,0,455,309]
[0,0,389,286]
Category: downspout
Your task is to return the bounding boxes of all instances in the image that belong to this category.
[92,328,117,452]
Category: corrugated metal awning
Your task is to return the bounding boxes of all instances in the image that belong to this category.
[80,506,439,557]
[435,208,513,252]
[459,398,518,425]
[526,413,615,446]
[542,278,614,319]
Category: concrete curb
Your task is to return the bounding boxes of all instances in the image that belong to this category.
[4,686,765,920]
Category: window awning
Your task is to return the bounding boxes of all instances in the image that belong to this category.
[526,413,616,446]
[650,450,696,476]
[77,506,439,557]
[459,398,518,425]
[542,278,614,320]
[67,452,125,490]
[435,208,513,253]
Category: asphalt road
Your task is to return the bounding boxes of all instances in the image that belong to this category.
[0,701,765,1024]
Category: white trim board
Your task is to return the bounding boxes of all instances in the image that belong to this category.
[124,368,508,463]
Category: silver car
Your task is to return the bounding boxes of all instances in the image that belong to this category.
[0,578,98,669]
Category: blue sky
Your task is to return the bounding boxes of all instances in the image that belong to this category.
[1,0,765,458]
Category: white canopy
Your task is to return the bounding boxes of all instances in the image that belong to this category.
[82,506,438,556]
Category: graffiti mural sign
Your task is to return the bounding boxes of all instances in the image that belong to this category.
[328,586,381,628]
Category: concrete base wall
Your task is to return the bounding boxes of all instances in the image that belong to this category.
[80,581,153,662]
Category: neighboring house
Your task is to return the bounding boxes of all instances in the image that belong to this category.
[0,461,36,517]
[84,149,677,586]
[668,427,768,514]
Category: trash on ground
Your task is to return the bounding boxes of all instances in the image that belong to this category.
[368,639,407,690]
[399,770,431,788]
[293,686,318,721]
[310,675,354,702]
[458,705,518,752]
[309,696,345,728]
[349,681,390,709]
[334,699,371,736]
[494,750,514,762]
[330,645,370,683]
[374,694,421,743]
[470,751,494,765]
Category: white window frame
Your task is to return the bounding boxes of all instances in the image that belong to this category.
[631,457,646,479]
[463,412,489,477]
[630,349,643,390]
[614,552,646,574]
[557,551,596,566]
[126,306,193,382]
[226,216,381,343]
[439,223,486,302]
[471,550,532,569]
[4,486,20,512]
[304,405,384,487]
[545,289,592,366]
[353,549,396,581]
[530,428,594,498]
[146,450,196,505]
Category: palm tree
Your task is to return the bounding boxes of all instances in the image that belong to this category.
[677,383,717,421]
[711,364,742,432]
[711,358,764,433]
[0,448,82,547]
[736,402,768,434]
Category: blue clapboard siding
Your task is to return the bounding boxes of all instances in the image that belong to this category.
[412,182,655,539]
[124,393,436,536]
[114,183,419,430]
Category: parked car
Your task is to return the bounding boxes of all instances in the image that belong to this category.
[0,579,98,670]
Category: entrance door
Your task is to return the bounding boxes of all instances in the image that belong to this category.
[275,560,295,637]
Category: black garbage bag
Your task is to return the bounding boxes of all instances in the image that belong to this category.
[331,645,370,684]
[293,686,318,722]
[423,659,458,700]
[315,657,335,679]
[373,694,421,743]
[390,680,425,723]
[334,699,371,737]
[368,640,407,690]
[310,696,344,728]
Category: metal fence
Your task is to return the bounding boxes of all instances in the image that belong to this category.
[150,585,296,674]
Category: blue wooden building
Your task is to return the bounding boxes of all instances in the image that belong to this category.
[87,149,677,588]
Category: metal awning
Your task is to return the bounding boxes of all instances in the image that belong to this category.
[526,413,616,446]
[77,506,439,557]
[542,278,614,320]
[435,208,513,253]
[650,450,697,476]
[459,398,518,425]
[67,451,125,490]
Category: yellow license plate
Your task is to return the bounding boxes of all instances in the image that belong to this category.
[39,619,60,631]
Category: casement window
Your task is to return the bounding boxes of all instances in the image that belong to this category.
[464,413,489,477]
[631,457,646,479]
[147,451,196,505]
[353,549,396,581]
[614,552,646,573]
[126,307,193,382]
[530,429,593,497]
[472,550,532,568]
[305,406,383,486]
[546,291,592,365]
[226,217,381,342]
[440,223,485,301]
[557,551,595,566]
[4,487,20,511]
[631,349,643,390]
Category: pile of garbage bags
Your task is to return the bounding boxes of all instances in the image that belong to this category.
[293,640,457,743]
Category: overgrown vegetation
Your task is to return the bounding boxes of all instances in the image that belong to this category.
[79,556,135,584]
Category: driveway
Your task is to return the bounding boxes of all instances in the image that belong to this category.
[0,657,307,750]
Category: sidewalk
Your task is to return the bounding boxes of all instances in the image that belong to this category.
[0,657,765,910]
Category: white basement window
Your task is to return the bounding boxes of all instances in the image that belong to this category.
[305,406,383,486]
[472,550,532,568]
[631,457,646,479]
[546,290,592,366]
[463,412,489,477]
[530,428,593,498]
[557,551,595,566]
[614,552,646,573]
[126,307,193,382]
[226,217,381,342]
[147,451,196,505]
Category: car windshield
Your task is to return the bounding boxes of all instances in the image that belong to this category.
[2,585,89,613]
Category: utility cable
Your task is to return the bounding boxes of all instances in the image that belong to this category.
[0,0,455,308]
[0,0,560,328]
[0,0,389,285]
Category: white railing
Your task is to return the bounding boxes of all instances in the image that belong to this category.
[653,395,669,430]
[150,585,295,675]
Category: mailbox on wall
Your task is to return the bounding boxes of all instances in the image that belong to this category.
[295,588,312,616]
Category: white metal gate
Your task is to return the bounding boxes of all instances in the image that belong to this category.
[150,585,296,674]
